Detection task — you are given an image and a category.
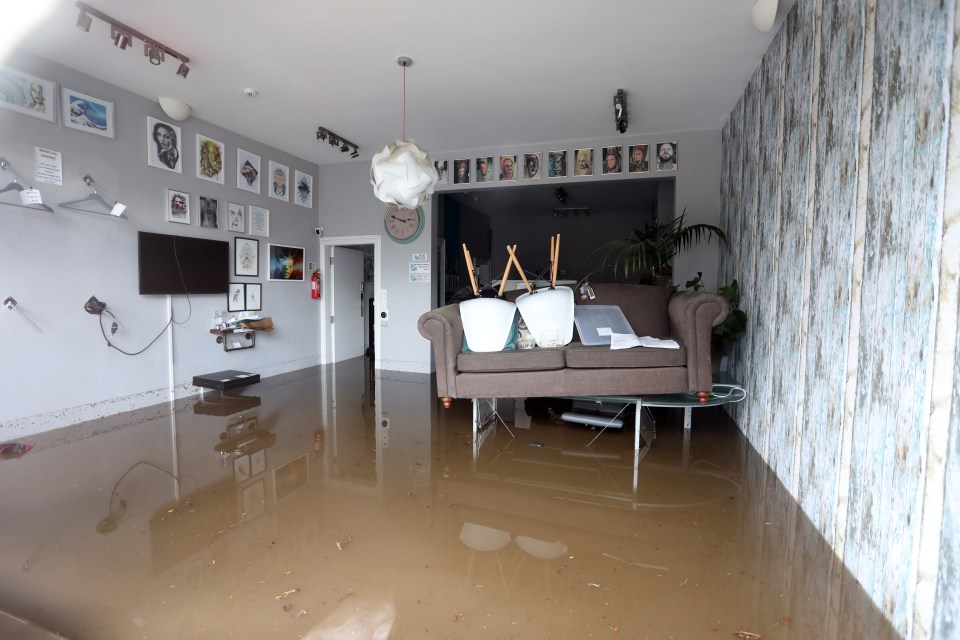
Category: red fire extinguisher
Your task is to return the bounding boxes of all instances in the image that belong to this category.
[311,270,321,299]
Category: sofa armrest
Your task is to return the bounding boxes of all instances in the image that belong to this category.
[417,304,465,399]
[668,292,730,392]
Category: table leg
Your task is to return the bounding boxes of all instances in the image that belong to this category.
[684,406,692,430]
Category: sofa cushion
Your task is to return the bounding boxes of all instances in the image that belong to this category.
[564,341,686,369]
[575,283,672,338]
[458,347,565,373]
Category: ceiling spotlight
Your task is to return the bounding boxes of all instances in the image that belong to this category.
[350,149,359,159]
[76,10,92,32]
[340,143,350,152]
[112,26,131,49]
[145,44,164,65]
[176,62,189,78]
[614,89,627,134]
[316,126,359,158]
[555,187,568,205]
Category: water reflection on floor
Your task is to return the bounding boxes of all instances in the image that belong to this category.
[0,358,898,639]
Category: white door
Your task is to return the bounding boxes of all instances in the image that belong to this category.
[331,246,366,362]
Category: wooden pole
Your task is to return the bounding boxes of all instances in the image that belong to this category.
[506,245,532,293]
[497,249,514,298]
[462,243,479,296]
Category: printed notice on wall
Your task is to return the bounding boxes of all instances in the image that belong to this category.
[409,273,430,283]
[34,147,62,185]
[409,262,430,274]
[411,253,428,262]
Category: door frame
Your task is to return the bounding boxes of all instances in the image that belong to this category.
[318,235,381,370]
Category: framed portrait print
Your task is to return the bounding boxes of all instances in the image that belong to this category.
[574,148,593,176]
[234,237,259,277]
[249,206,270,237]
[274,454,309,502]
[227,283,245,312]
[656,141,678,171]
[227,203,245,232]
[245,283,262,311]
[453,159,469,184]
[0,68,56,122]
[602,146,622,174]
[61,87,113,137]
[294,170,313,207]
[268,161,289,201]
[498,155,517,181]
[267,244,305,281]
[196,134,225,183]
[523,153,541,179]
[165,188,190,224]
[199,196,219,229]
[433,160,448,185]
[237,148,261,193]
[548,150,567,178]
[146,117,182,173]
[475,156,493,183]
[628,144,650,173]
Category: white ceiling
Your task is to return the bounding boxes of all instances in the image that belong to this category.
[9,0,790,167]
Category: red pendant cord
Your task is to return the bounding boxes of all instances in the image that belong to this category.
[402,66,406,141]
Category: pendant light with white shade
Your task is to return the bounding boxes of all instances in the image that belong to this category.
[370,57,438,208]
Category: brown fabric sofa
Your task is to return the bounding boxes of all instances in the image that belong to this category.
[417,283,729,407]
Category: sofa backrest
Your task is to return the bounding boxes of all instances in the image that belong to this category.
[576,283,672,338]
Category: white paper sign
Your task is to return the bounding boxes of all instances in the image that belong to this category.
[34,147,62,185]
[19,189,43,205]
[409,273,430,283]
[409,262,430,274]
[412,253,428,262]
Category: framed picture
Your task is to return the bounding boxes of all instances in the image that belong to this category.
[233,455,251,483]
[268,161,289,201]
[268,244,305,281]
[250,449,266,476]
[453,159,469,184]
[227,203,245,232]
[245,283,262,311]
[196,134,225,184]
[249,206,270,237]
[523,153,541,179]
[499,155,517,181]
[433,160,448,185]
[234,237,259,277]
[548,150,567,178]
[227,283,245,312]
[574,148,593,176]
[656,142,678,171]
[628,144,650,173]
[0,68,56,122]
[60,87,113,138]
[146,116,182,173]
[165,188,190,224]
[242,479,266,518]
[602,146,622,174]
[237,148,261,193]
[476,156,493,183]
[199,196,219,229]
[294,170,313,208]
[274,454,309,502]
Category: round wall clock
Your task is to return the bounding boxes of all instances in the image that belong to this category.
[384,205,424,244]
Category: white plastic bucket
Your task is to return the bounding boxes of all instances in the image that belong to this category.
[516,286,574,347]
[460,297,518,352]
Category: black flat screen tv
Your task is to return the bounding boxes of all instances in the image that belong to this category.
[138,231,229,295]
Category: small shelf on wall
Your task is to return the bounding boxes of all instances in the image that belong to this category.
[210,327,260,352]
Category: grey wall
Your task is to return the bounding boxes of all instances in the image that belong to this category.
[719,0,960,636]
[0,50,321,437]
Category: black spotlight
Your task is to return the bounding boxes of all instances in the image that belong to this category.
[76,10,92,32]
[146,44,164,65]
[614,89,627,134]
[176,62,190,78]
[555,187,567,205]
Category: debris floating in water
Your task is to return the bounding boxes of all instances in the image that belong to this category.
[275,589,300,600]
[337,535,353,550]
[0,443,32,460]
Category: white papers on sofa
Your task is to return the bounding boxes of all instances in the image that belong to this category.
[610,333,680,350]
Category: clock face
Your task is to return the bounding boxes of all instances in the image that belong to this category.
[384,205,423,243]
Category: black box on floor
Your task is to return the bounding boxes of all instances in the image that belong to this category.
[192,370,261,391]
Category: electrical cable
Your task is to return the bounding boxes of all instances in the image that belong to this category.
[98,460,198,534]
[92,237,193,354]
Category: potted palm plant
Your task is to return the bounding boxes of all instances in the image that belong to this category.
[595,209,727,285]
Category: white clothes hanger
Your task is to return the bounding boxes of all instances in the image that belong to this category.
[0,156,53,213]
[58,174,127,218]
